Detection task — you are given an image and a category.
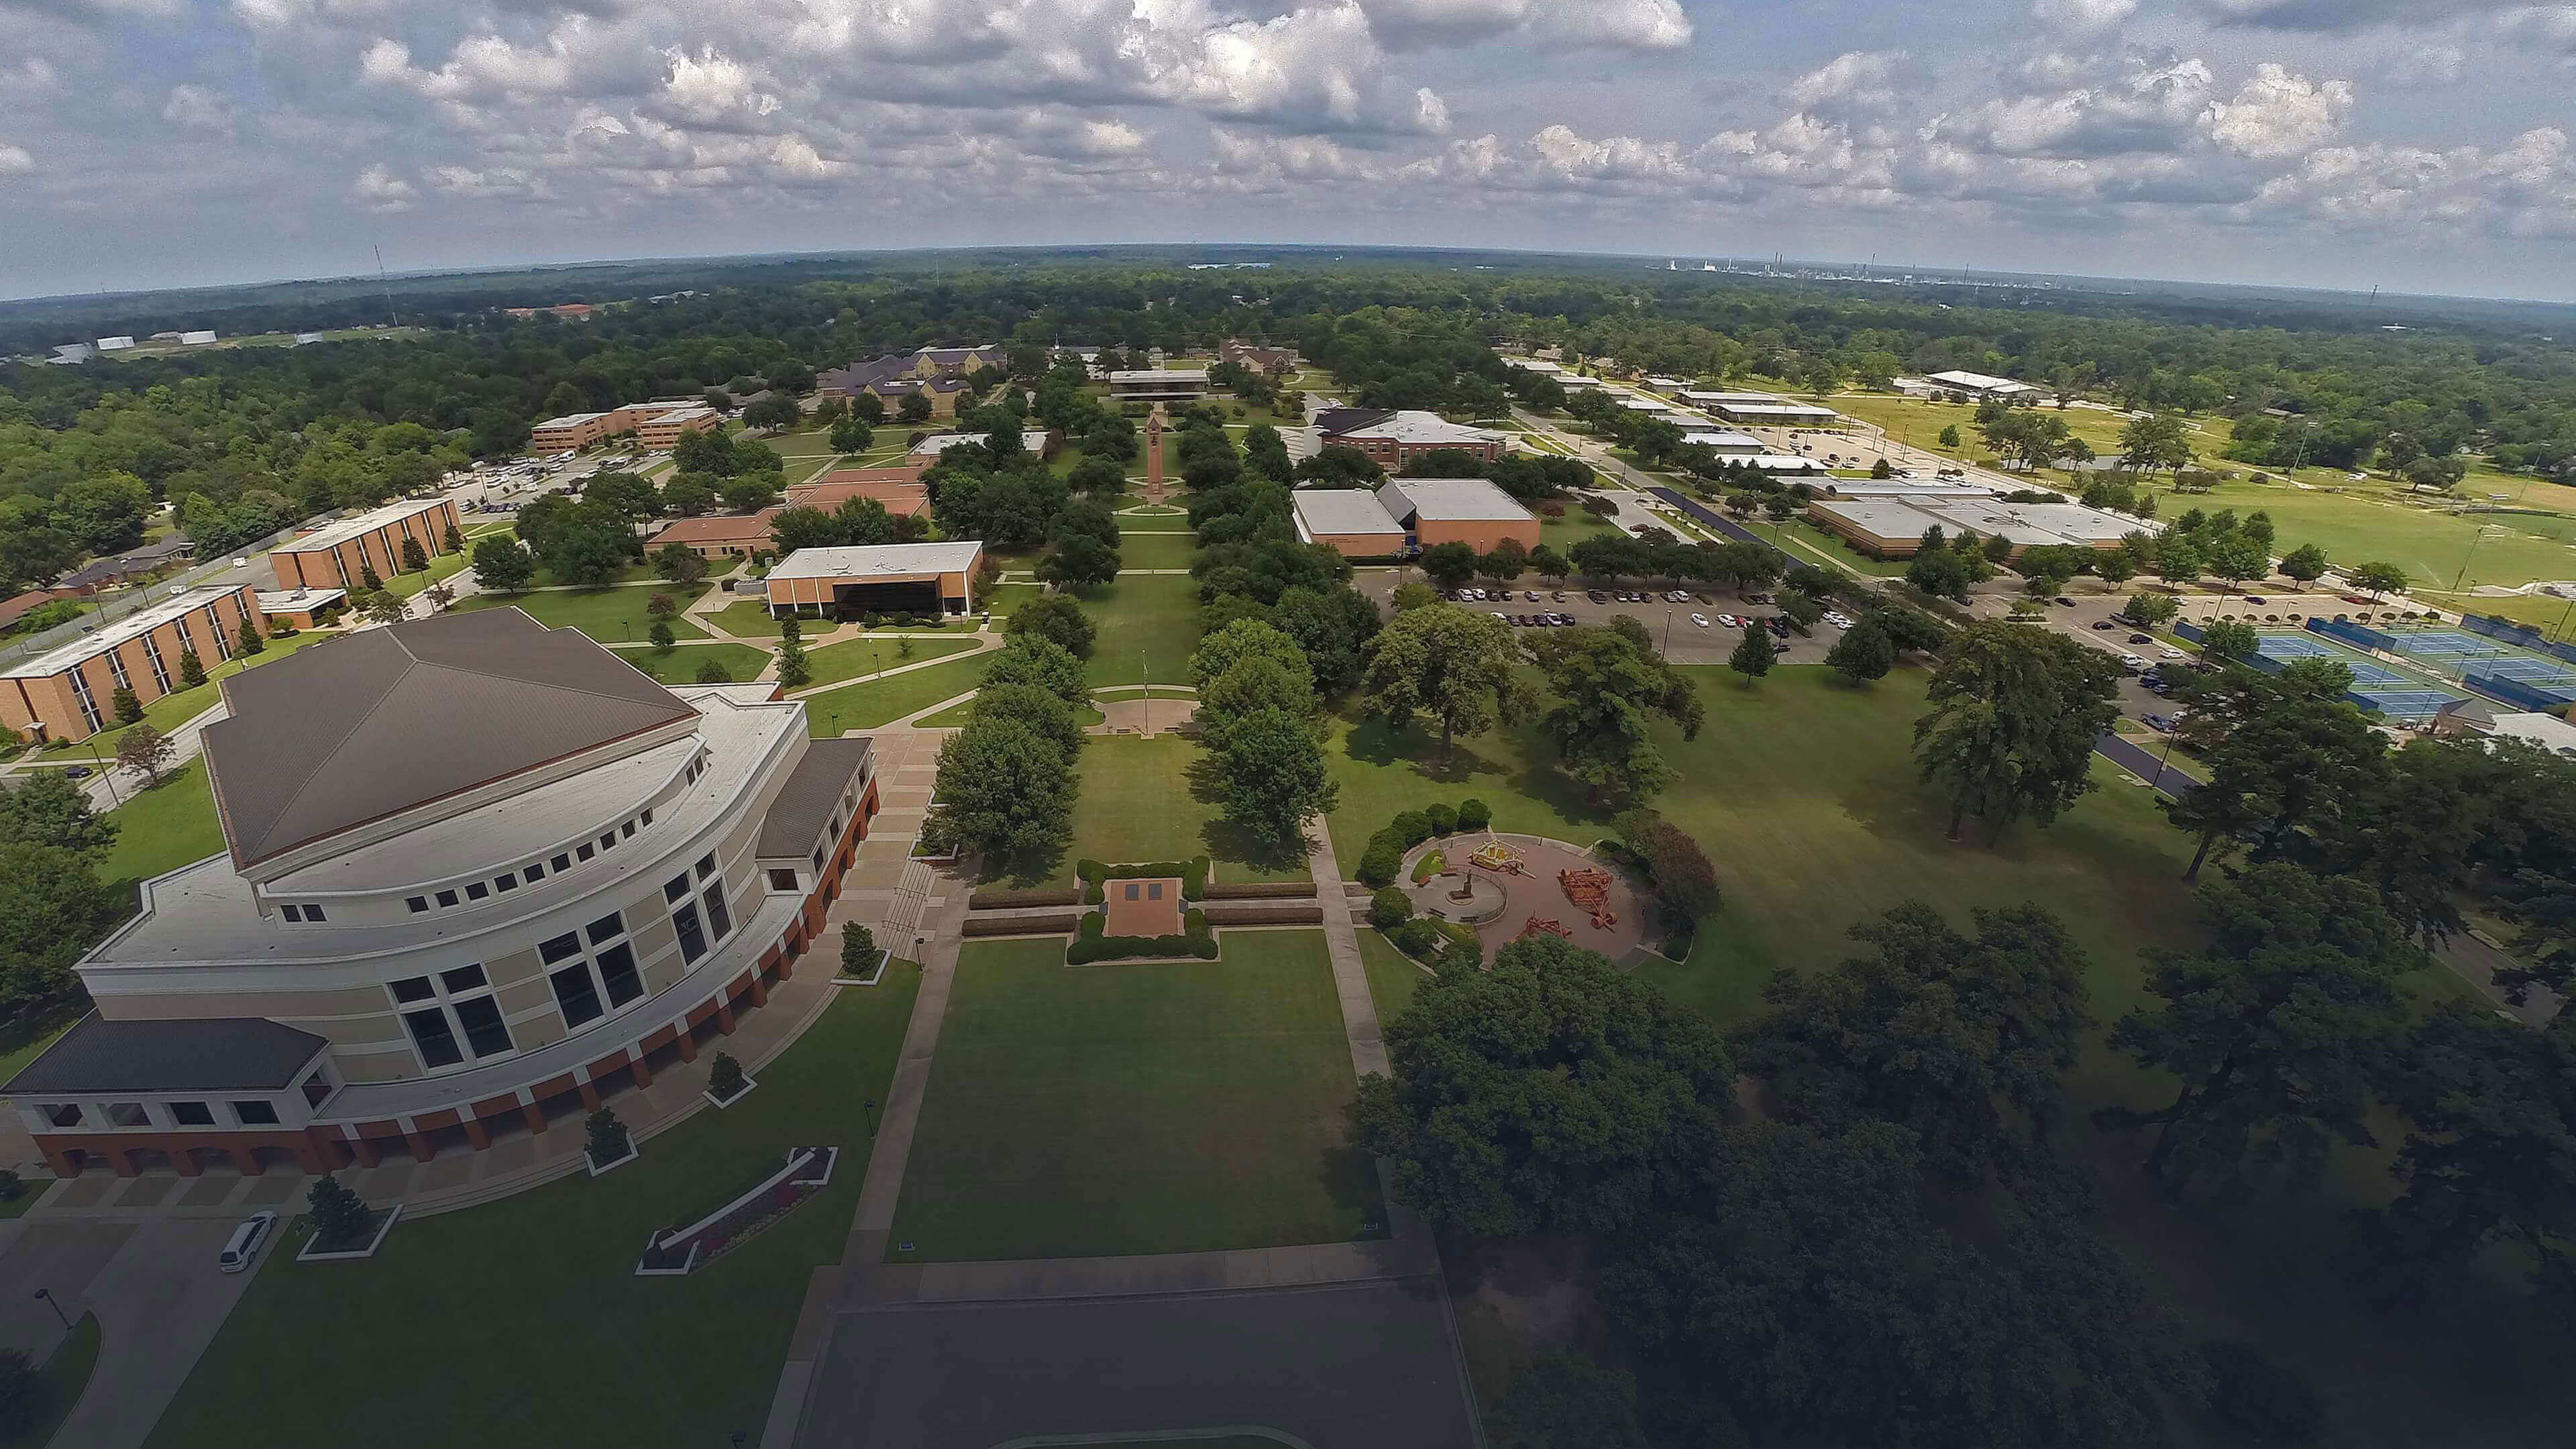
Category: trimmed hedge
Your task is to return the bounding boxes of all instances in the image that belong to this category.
[1067,906,1221,963]
[1199,902,1324,926]
[967,885,1084,910]
[1078,855,1211,904]
[1457,798,1491,832]
[1356,834,1403,887]
[963,912,1081,937]
[1200,879,1319,900]
[1369,886,1413,931]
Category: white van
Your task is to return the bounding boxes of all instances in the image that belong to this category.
[219,1211,276,1273]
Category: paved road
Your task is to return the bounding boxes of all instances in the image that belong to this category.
[2094,731,2198,798]
[0,1216,259,1449]
[802,1281,1481,1449]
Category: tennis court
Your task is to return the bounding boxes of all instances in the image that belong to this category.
[2374,620,2576,701]
[2256,631,2467,720]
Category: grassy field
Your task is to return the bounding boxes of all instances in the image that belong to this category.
[146,977,920,1449]
[1034,735,1312,886]
[1357,929,1428,1020]
[609,641,771,685]
[802,634,980,690]
[1114,531,1197,570]
[1539,508,1624,552]
[455,582,711,642]
[884,932,1381,1262]
[97,759,225,883]
[2178,475,2576,592]
[0,1313,99,1449]
[705,598,789,638]
[383,544,480,600]
[1069,574,1201,688]
[800,651,992,736]
[979,583,1044,621]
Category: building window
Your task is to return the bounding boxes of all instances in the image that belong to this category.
[523,862,545,881]
[664,873,691,904]
[66,669,101,733]
[768,868,798,892]
[231,1100,280,1126]
[436,889,460,908]
[392,965,513,1071]
[672,902,707,963]
[576,843,594,862]
[548,913,643,1028]
[552,853,572,873]
[42,1104,80,1128]
[812,847,825,872]
[107,1102,149,1127]
[281,904,302,922]
[702,881,733,943]
[141,633,170,691]
[171,1101,215,1126]
[302,1071,331,1108]
[303,904,327,922]
[640,809,654,828]
[494,873,518,893]
[696,853,717,881]
[466,881,490,900]
[407,896,430,913]
[621,820,635,839]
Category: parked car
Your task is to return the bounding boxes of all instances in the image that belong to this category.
[1551,590,1566,602]
[2121,655,2149,671]
[2243,595,2268,606]
[2144,714,2174,733]
[219,1211,278,1273]
[2128,633,2153,645]
[2055,596,2078,608]
[2342,594,2377,606]
[1525,590,1540,602]
[1587,589,1609,604]
[1692,613,1711,628]
[2092,620,2116,631]
[2157,645,2185,659]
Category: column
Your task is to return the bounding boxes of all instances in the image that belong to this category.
[745,971,769,1008]
[629,1052,653,1088]
[40,1143,79,1179]
[107,1146,139,1178]
[577,1078,603,1112]
[461,1115,490,1150]
[405,1130,434,1164]
[714,1000,737,1034]
[673,1030,698,1064]
[173,1147,203,1178]
[349,1132,380,1168]
[521,1102,547,1135]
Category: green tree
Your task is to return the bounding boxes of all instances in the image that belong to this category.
[1489,1354,1650,1449]
[235,614,265,656]
[841,921,879,977]
[1825,619,1896,682]
[2279,543,2329,583]
[774,616,810,689]
[307,1173,373,1247]
[1357,604,1525,761]
[110,685,143,726]
[358,563,383,593]
[1727,625,1774,684]
[1417,540,1479,588]
[2347,561,2410,600]
[647,619,676,653]
[0,771,115,853]
[919,716,1078,863]
[1913,621,2121,843]
[2155,539,2204,588]
[1200,654,1316,749]
[2161,672,2385,880]
[897,392,934,425]
[1354,933,1735,1236]
[1191,619,1311,692]
[2096,863,2418,1194]
[982,634,1092,708]
[0,843,120,1013]
[177,649,206,690]
[1216,706,1338,854]
[1937,423,1962,449]
[1736,900,2092,1182]
[1905,545,1972,600]
[1479,537,1529,584]
[1035,533,1120,590]
[1269,586,1381,694]
[470,536,536,592]
[653,543,708,584]
[1005,593,1097,658]
[2198,619,2261,663]
[2118,412,2194,476]
[1529,623,1703,803]
[2125,590,2179,626]
[693,658,733,684]
[967,683,1085,758]
[828,417,874,454]
[398,537,429,574]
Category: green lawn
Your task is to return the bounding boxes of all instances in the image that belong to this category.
[705,598,789,638]
[802,635,979,690]
[147,975,920,1449]
[610,642,771,685]
[2178,474,2576,592]
[800,651,994,736]
[1067,574,1201,688]
[979,584,1044,621]
[1539,508,1623,551]
[1358,929,1428,1020]
[81,631,330,755]
[383,545,478,600]
[1030,735,1311,886]
[1775,516,1909,576]
[455,582,710,643]
[530,559,661,589]
[0,1313,99,1449]
[1114,531,1197,570]
[98,759,225,883]
[885,932,1381,1262]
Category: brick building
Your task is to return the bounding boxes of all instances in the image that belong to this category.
[0,584,266,743]
[3,610,881,1175]
[1313,408,1512,470]
[645,509,784,561]
[764,541,985,619]
[528,402,723,453]
[270,496,463,592]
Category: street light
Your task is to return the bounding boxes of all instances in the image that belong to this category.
[863,1098,879,1134]
[32,1288,69,1331]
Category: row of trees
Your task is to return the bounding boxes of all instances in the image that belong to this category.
[917,635,1093,866]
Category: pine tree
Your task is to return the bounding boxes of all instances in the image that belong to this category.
[400,537,429,574]
[1729,627,1775,684]
[111,685,143,725]
[178,649,206,689]
[236,615,266,656]
[359,563,382,592]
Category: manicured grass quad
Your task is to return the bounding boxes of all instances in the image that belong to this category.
[610,641,773,686]
[706,598,790,639]
[885,932,1381,1262]
[799,634,980,691]
[1053,735,1311,887]
[1110,530,1197,570]
[97,759,226,885]
[146,979,920,1449]
[455,582,711,643]
[801,651,995,736]
[1069,574,1202,688]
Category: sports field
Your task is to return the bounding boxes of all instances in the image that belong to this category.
[884,931,1382,1261]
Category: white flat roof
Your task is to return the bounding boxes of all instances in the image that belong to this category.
[1684,391,1781,404]
[3,585,248,680]
[533,412,608,429]
[254,588,348,610]
[1809,500,1947,539]
[767,541,985,584]
[1927,370,2037,394]
[271,496,450,555]
[1333,411,1505,447]
[910,432,1053,458]
[1106,370,1209,382]
[1680,431,1765,451]
[2490,712,2576,754]
[1743,454,1827,470]
[1505,359,1566,374]
[639,405,716,425]
[1291,490,1405,539]
[1716,401,1841,419]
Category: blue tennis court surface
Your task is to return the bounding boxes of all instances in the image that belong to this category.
[2255,631,2467,719]
[2254,634,2413,685]
[2350,689,2461,721]
[2469,656,2576,682]
[2387,629,2504,655]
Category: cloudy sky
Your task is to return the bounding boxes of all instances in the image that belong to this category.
[2,0,2573,301]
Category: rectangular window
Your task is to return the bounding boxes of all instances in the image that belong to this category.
[436,889,460,908]
[281,904,303,922]
[1124,883,1138,901]
[576,843,594,861]
[390,975,435,1004]
[1147,882,1163,900]
[171,1101,215,1126]
[494,873,518,892]
[696,853,717,880]
[42,1104,81,1128]
[550,962,603,1027]
[586,912,624,945]
[664,875,690,904]
[231,1099,280,1126]
[640,809,653,827]
[768,868,798,892]
[466,881,490,900]
[107,1102,150,1126]
[453,997,513,1058]
[812,848,825,872]
[621,820,635,839]
[552,853,572,873]
[522,862,545,881]
[303,904,327,922]
[598,943,643,1006]
[539,932,583,964]
[702,883,732,943]
[407,896,430,913]
[673,902,706,963]
[441,964,487,993]
[405,1006,462,1066]
[600,833,617,851]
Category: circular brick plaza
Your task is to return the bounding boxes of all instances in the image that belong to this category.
[1400,833,1652,965]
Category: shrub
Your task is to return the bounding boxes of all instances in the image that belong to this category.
[1411,849,1446,885]
[1389,810,1432,847]
[1438,936,1485,973]
[1075,856,1212,900]
[1356,834,1403,887]
[708,1052,746,1100]
[1424,802,1458,837]
[1199,903,1323,926]
[307,1173,373,1248]
[1199,880,1318,900]
[1370,886,1414,931]
[841,921,879,976]
[1389,918,1442,959]
[1457,798,1492,832]
[0,1169,18,1202]
[585,1106,631,1167]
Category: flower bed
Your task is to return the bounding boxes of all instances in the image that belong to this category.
[635,1145,839,1277]
[296,1204,403,1263]
[1067,907,1219,964]
[1077,856,1210,904]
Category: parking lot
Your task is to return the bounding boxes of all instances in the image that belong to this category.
[1360,572,1853,666]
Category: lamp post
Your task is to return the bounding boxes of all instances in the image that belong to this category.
[863,1098,879,1134]
[32,1287,69,1331]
